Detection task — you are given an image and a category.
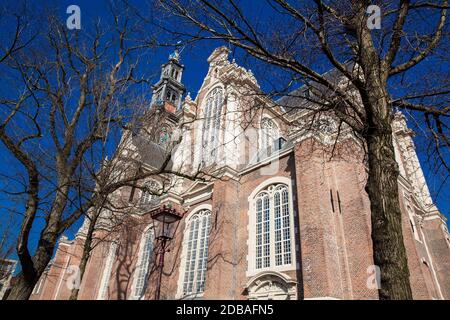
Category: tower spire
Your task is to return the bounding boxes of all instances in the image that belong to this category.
[151,49,186,112]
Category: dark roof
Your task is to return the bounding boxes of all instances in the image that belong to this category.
[275,63,354,112]
[132,134,172,169]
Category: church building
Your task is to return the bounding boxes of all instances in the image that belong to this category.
[30,47,450,300]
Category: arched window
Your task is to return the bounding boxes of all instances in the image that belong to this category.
[180,209,211,296]
[97,242,117,300]
[261,118,279,151]
[132,228,154,299]
[249,181,295,275]
[202,88,223,165]
[140,180,159,206]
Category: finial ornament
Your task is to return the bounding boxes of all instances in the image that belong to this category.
[207,46,230,64]
[169,49,180,61]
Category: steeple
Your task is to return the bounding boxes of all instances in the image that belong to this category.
[151,49,186,112]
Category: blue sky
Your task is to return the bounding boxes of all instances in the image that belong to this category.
[0,0,448,271]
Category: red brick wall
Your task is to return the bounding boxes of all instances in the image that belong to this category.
[293,138,378,300]
[421,217,450,299]
[397,189,434,299]
[33,137,448,300]
[31,237,84,300]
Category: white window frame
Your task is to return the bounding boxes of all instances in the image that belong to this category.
[260,117,280,152]
[176,204,212,299]
[201,87,224,166]
[130,226,154,300]
[247,177,297,277]
[97,241,118,300]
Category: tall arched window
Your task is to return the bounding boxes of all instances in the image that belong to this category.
[261,118,279,152]
[97,242,117,300]
[202,88,223,165]
[249,181,295,275]
[132,228,154,299]
[180,209,211,296]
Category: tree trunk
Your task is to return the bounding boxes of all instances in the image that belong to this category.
[7,241,56,300]
[355,8,413,296]
[6,273,35,300]
[8,191,67,300]
[68,248,88,300]
[365,118,413,300]
[70,202,104,300]
[69,224,95,300]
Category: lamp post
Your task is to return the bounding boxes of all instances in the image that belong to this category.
[150,203,183,300]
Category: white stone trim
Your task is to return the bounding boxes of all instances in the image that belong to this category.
[423,214,447,223]
[246,177,297,278]
[97,241,118,300]
[176,204,213,299]
[129,225,154,300]
[245,271,297,300]
[239,147,294,176]
[54,254,71,300]
[419,224,445,299]
[183,193,213,207]
[247,176,291,201]
[32,275,45,295]
[259,115,280,152]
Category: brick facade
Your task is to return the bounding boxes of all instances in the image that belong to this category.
[30,47,450,300]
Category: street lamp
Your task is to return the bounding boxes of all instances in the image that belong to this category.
[150,202,183,300]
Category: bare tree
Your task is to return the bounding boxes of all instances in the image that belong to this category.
[153,0,449,299]
[66,115,214,300]
[0,3,167,299]
[0,213,16,273]
[0,3,36,65]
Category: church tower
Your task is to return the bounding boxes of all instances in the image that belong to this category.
[151,50,186,113]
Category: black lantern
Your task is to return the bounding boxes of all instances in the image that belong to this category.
[149,202,183,300]
[150,203,183,241]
